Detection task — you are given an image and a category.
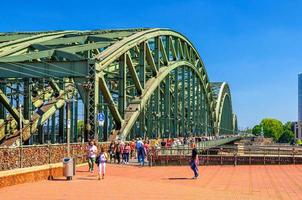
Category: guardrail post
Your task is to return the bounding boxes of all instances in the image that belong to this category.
[19,146,22,168]
[249,148,251,165]
[278,147,280,165]
[48,142,51,165]
[207,148,209,165]
[293,148,295,165]
[263,149,266,165]
[220,147,222,165]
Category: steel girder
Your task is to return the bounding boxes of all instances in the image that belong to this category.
[0,28,236,145]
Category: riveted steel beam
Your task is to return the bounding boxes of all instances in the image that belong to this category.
[98,73,123,129]
[125,53,143,95]
[0,88,24,125]
[0,60,89,78]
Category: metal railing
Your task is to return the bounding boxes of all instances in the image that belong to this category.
[0,142,110,171]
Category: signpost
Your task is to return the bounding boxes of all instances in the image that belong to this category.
[98,112,105,127]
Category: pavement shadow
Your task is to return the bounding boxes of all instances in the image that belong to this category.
[76,170,89,173]
[165,177,192,180]
[76,177,98,181]
[50,178,68,181]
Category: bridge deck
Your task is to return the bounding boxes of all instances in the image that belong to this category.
[1,164,302,200]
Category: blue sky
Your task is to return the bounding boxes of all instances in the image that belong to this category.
[1,0,301,129]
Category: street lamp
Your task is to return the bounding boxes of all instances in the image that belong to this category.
[66,93,77,158]
[19,104,23,168]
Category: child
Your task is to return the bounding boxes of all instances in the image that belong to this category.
[98,147,108,180]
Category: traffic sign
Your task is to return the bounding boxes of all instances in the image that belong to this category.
[98,112,105,127]
[98,112,105,122]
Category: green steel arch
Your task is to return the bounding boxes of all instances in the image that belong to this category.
[0,28,236,145]
[211,82,236,135]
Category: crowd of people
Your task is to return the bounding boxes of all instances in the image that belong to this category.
[86,138,153,180]
[108,138,151,166]
[85,134,239,180]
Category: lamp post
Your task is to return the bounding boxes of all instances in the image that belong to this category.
[66,100,71,157]
[19,104,23,168]
[66,94,77,158]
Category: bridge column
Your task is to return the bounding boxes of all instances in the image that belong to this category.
[154,87,160,138]
[58,78,65,143]
[85,62,99,140]
[51,114,56,143]
[164,75,170,138]
[118,54,126,118]
[73,94,78,142]
[23,78,32,144]
[69,100,74,142]
[181,67,185,137]
[173,68,178,138]
[196,82,201,135]
[139,42,146,139]
[192,75,196,136]
[187,70,191,137]
[0,79,6,119]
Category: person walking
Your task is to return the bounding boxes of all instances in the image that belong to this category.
[114,141,121,164]
[97,147,108,180]
[130,139,136,159]
[123,143,131,164]
[87,140,97,173]
[190,143,199,179]
[136,138,144,165]
[108,141,115,163]
[119,140,125,164]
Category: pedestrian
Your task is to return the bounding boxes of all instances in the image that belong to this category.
[123,143,131,164]
[137,138,145,166]
[190,143,199,179]
[87,140,97,173]
[144,140,149,157]
[119,140,125,164]
[136,138,144,164]
[130,139,136,159]
[108,141,115,163]
[114,141,121,164]
[97,147,108,180]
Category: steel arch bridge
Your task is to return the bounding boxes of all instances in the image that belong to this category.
[0,28,237,146]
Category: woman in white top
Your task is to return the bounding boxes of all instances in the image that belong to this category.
[87,140,97,173]
[98,147,108,180]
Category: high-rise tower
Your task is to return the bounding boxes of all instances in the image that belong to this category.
[297,73,302,139]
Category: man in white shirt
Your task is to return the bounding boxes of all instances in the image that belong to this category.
[87,140,97,173]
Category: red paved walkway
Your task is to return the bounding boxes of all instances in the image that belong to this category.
[1,164,302,200]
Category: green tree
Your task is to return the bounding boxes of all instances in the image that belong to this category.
[283,121,292,131]
[252,125,262,136]
[77,120,84,136]
[260,118,283,141]
[278,129,294,143]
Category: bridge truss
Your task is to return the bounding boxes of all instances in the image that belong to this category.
[0,28,237,145]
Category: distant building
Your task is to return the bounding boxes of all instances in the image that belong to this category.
[297,73,302,139]
[292,122,299,139]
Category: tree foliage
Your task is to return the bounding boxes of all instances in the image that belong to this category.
[252,125,261,136]
[252,119,295,143]
[278,130,294,143]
